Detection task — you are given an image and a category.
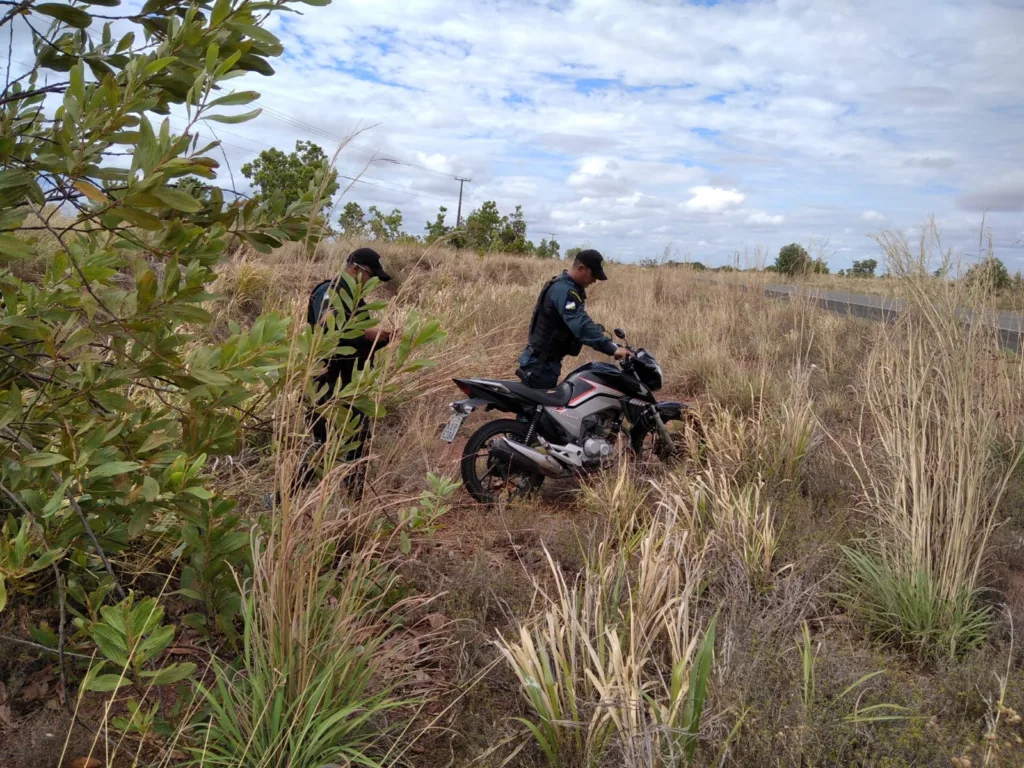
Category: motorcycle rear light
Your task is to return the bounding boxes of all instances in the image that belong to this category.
[457,381,473,396]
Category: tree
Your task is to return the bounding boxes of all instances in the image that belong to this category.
[810,258,830,275]
[497,205,532,253]
[425,206,452,244]
[965,256,1011,292]
[0,0,327,650]
[536,238,561,259]
[241,140,339,208]
[463,201,503,251]
[367,206,405,241]
[566,247,582,261]
[0,0,446,718]
[850,259,878,277]
[338,202,368,238]
[688,261,707,272]
[773,243,812,276]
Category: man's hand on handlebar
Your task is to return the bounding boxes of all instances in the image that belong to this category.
[613,346,635,361]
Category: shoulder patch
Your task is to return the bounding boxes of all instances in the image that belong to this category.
[565,300,577,310]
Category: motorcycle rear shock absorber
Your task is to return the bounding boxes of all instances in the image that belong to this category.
[524,405,543,444]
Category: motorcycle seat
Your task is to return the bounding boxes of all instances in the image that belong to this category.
[473,378,573,407]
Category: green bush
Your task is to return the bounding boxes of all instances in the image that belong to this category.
[839,547,990,661]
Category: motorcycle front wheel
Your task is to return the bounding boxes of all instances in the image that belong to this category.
[629,408,707,465]
[461,418,545,504]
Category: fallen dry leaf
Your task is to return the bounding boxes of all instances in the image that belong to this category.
[421,613,447,631]
[69,758,103,768]
[0,702,12,728]
[20,679,48,702]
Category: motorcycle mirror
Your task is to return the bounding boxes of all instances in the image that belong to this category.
[614,328,626,340]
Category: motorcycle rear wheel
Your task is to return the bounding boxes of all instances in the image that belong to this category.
[461,419,545,504]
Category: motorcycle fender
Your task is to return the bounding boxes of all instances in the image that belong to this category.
[655,401,683,421]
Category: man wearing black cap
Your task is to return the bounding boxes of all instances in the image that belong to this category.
[516,249,632,390]
[300,247,395,493]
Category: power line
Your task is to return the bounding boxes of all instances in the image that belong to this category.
[338,175,451,204]
[170,118,452,206]
[254,101,463,181]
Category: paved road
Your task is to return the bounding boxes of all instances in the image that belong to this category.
[714,280,1024,352]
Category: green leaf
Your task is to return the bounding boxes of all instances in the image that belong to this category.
[82,0,120,7]
[128,506,153,538]
[35,3,92,28]
[236,54,274,76]
[137,270,157,307]
[0,576,7,613]
[204,108,262,124]
[116,31,134,52]
[86,673,132,692]
[23,452,69,468]
[152,186,202,212]
[136,623,175,661]
[0,234,35,261]
[140,662,196,686]
[206,90,259,108]
[115,207,163,230]
[91,461,141,478]
[142,57,178,77]
[210,0,231,26]
[142,475,160,502]
[91,623,129,666]
[189,368,232,386]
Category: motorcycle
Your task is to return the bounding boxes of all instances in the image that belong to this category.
[439,328,701,503]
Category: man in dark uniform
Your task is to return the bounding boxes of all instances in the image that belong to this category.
[299,247,395,493]
[516,249,632,389]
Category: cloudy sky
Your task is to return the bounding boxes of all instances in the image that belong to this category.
[15,0,1024,268]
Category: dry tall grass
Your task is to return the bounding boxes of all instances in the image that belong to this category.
[14,223,1024,767]
[497,499,715,768]
[841,227,1024,659]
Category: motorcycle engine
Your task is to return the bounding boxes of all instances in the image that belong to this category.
[580,412,621,461]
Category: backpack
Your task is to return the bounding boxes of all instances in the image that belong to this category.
[307,278,336,329]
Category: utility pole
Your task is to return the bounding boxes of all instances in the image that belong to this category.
[455,176,471,227]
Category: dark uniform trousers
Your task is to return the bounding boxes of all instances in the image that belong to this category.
[516,346,563,390]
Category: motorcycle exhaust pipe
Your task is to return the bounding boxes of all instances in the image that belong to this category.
[491,436,564,477]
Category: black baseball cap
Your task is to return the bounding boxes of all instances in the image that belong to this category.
[574,249,608,280]
[347,247,392,282]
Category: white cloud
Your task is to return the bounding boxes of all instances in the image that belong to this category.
[745,211,785,226]
[95,0,1024,269]
[683,187,746,214]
